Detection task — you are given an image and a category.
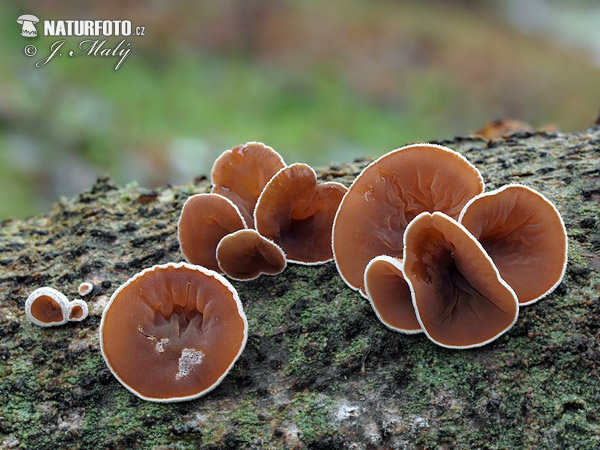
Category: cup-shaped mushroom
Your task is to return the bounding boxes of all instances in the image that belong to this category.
[459,184,568,305]
[68,299,89,322]
[25,287,70,327]
[364,256,421,333]
[78,282,94,296]
[403,212,518,349]
[255,164,348,264]
[333,144,484,295]
[216,229,287,281]
[211,142,286,227]
[178,193,247,271]
[100,262,248,402]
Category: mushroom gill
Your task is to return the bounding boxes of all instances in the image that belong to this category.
[216,229,287,281]
[211,142,286,227]
[255,163,348,264]
[333,144,484,295]
[178,193,247,272]
[364,256,420,333]
[402,212,518,349]
[459,184,568,305]
[100,262,247,402]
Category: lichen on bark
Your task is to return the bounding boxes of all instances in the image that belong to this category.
[1,128,599,449]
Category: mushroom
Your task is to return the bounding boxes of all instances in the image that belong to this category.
[25,287,70,327]
[68,299,89,322]
[402,212,518,349]
[216,229,287,280]
[211,142,286,227]
[16,14,39,37]
[459,184,568,305]
[99,262,248,402]
[255,163,348,264]
[364,256,420,333]
[78,282,94,297]
[178,193,247,272]
[333,143,484,295]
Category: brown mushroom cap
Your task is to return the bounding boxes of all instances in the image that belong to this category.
[403,212,518,348]
[68,299,89,322]
[216,229,287,281]
[255,163,348,264]
[78,282,93,296]
[459,184,568,305]
[178,193,246,272]
[100,262,247,402]
[25,287,69,327]
[211,142,286,227]
[364,256,421,333]
[333,144,484,295]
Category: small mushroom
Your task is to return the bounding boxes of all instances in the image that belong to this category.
[402,212,518,349]
[459,184,568,305]
[25,287,70,327]
[364,256,420,333]
[178,193,247,272]
[78,282,94,297]
[100,262,247,402]
[16,14,39,37]
[333,144,484,295]
[68,299,89,322]
[255,163,348,264]
[216,229,287,280]
[211,142,286,227]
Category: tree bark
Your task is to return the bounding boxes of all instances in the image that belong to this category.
[1,127,599,449]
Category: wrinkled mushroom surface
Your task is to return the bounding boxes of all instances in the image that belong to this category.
[459,184,567,305]
[211,142,285,227]
[364,256,420,333]
[216,229,287,281]
[178,193,246,272]
[255,164,347,264]
[333,144,484,295]
[100,262,247,402]
[403,212,518,349]
[25,287,69,327]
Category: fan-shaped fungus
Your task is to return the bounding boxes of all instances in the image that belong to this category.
[216,229,286,280]
[333,144,484,295]
[68,299,89,321]
[78,282,93,296]
[459,184,568,305]
[211,142,286,227]
[25,287,70,327]
[255,163,348,264]
[402,212,518,349]
[178,193,246,272]
[100,262,247,402]
[364,256,420,333]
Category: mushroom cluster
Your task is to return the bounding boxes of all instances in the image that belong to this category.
[333,143,567,349]
[25,287,89,327]
[179,142,347,280]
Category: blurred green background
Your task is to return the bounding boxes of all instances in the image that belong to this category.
[1,0,599,219]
